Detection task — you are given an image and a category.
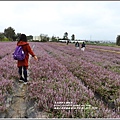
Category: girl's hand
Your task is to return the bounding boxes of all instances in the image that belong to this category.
[34,56,38,61]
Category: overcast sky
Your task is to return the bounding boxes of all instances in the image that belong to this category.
[0,1,120,42]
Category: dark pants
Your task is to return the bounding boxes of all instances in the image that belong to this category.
[18,66,27,82]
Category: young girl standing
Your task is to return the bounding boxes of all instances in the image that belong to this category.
[17,34,38,84]
[81,42,86,51]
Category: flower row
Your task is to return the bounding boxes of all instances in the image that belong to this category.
[27,42,119,118]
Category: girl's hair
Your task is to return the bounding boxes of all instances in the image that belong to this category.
[18,34,27,42]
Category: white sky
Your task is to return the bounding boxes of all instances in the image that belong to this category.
[0,1,120,42]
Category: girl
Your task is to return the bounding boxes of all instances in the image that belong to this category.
[17,34,38,84]
[81,42,86,51]
[75,41,80,49]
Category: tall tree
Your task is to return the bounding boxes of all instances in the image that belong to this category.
[0,32,4,41]
[12,35,18,41]
[14,33,21,41]
[63,32,68,39]
[4,27,16,41]
[40,34,49,42]
[51,35,58,42]
[116,35,120,46]
[71,34,75,40]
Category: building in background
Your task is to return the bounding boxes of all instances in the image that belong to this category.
[33,36,41,41]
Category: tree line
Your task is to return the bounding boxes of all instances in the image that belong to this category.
[0,27,20,41]
[0,26,76,42]
[2,26,117,45]
[0,27,25,41]
[0,26,54,42]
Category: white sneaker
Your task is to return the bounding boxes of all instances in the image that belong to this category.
[19,79,24,82]
[23,82,28,85]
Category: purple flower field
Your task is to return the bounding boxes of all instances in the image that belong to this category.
[0,42,17,112]
[0,42,119,118]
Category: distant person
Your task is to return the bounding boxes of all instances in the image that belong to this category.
[75,41,80,49]
[81,42,86,51]
[66,39,69,45]
[17,34,38,84]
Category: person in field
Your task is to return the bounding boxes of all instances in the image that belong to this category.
[75,41,80,49]
[81,42,86,51]
[66,39,69,45]
[17,34,38,84]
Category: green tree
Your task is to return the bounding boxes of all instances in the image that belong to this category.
[4,27,16,41]
[51,35,58,42]
[16,33,21,40]
[13,33,21,41]
[40,34,49,42]
[12,35,18,41]
[63,32,68,40]
[71,34,75,40]
[116,35,120,46]
[0,32,4,41]
[27,35,33,41]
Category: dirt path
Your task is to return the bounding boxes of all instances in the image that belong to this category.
[6,44,48,118]
[6,45,34,118]
[7,81,28,118]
